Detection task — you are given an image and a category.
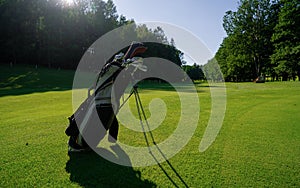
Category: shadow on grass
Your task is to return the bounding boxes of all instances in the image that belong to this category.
[136,82,207,94]
[0,64,76,97]
[0,64,211,97]
[65,144,156,188]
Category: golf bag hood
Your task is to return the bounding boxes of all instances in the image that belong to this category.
[94,42,147,109]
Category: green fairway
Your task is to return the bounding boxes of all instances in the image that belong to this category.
[0,64,299,187]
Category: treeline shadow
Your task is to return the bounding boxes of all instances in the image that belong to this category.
[137,81,208,94]
[0,64,75,97]
[0,64,213,97]
[65,144,156,188]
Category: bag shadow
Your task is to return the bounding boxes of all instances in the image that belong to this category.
[65,144,156,188]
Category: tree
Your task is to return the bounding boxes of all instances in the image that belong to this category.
[217,0,279,81]
[216,34,254,81]
[0,0,184,70]
[203,58,224,82]
[183,63,205,81]
[271,0,300,81]
[0,0,124,68]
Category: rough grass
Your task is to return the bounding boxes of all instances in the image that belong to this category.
[0,64,299,187]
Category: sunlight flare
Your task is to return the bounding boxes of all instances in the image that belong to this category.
[63,0,74,6]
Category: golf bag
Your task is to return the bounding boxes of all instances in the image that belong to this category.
[65,42,147,151]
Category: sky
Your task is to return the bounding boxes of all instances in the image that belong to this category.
[112,0,239,64]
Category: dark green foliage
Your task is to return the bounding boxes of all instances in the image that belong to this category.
[271,0,300,81]
[0,0,183,70]
[142,42,183,67]
[216,0,278,81]
[0,0,108,68]
[215,0,300,82]
[182,63,205,81]
[203,58,224,81]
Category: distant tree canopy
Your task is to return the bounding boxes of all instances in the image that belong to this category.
[182,63,205,81]
[214,0,300,82]
[0,0,183,69]
[202,58,224,81]
[271,0,300,81]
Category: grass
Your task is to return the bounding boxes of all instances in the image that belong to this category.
[0,64,74,96]
[0,64,300,187]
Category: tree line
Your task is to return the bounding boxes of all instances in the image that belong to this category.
[208,0,299,82]
[0,0,183,69]
[4,0,296,83]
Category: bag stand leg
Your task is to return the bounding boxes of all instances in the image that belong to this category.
[132,86,189,188]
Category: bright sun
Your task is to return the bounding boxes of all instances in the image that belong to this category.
[63,0,74,6]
